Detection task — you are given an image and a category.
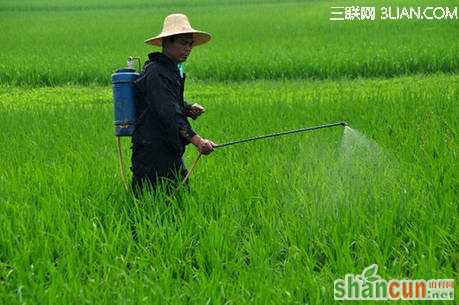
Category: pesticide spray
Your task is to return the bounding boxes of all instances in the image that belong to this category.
[111,57,349,193]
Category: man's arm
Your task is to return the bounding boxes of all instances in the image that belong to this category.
[140,67,213,153]
[142,70,196,145]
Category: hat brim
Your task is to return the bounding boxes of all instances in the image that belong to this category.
[144,30,211,47]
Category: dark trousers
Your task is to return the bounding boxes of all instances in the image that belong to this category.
[130,142,188,198]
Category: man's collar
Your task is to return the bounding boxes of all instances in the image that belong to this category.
[147,52,179,72]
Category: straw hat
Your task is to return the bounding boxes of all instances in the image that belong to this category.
[144,13,211,47]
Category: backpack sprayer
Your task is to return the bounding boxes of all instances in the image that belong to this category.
[112,57,347,193]
[112,57,141,192]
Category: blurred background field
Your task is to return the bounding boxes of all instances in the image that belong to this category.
[0,0,458,304]
[0,0,458,85]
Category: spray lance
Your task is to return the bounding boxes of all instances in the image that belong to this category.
[179,121,348,189]
[112,57,348,192]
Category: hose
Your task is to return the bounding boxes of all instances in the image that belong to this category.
[115,136,129,192]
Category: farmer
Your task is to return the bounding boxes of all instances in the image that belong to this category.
[131,13,215,196]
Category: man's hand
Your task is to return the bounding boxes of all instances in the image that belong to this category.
[188,103,205,120]
[191,135,215,155]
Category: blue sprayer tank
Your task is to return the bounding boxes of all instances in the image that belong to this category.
[112,57,140,136]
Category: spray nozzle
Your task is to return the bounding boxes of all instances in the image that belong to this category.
[341,121,348,127]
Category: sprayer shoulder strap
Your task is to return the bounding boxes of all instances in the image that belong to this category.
[134,62,156,126]
[135,103,150,126]
[132,86,151,127]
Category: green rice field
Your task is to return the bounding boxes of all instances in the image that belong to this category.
[1,0,458,85]
[0,0,458,304]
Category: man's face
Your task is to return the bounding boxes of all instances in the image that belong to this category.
[163,34,194,63]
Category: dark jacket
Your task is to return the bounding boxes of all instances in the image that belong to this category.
[132,52,196,156]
